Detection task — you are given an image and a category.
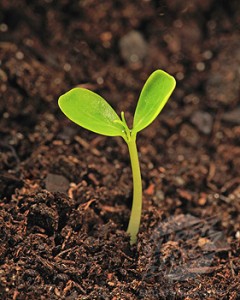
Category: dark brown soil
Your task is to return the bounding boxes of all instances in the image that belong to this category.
[0,1,239,299]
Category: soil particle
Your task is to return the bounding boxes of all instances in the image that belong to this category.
[190,110,213,134]
[119,30,148,65]
[45,173,70,193]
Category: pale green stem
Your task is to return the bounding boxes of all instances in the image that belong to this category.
[126,135,142,244]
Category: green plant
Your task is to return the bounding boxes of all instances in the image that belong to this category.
[58,70,176,244]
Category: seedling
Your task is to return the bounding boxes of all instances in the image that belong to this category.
[58,70,176,244]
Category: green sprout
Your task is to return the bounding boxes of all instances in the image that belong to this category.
[58,70,176,244]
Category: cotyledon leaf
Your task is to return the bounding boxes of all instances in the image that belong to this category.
[132,70,176,134]
[58,88,125,137]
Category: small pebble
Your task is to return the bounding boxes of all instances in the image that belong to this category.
[203,50,213,60]
[63,63,71,72]
[96,77,104,85]
[119,30,148,64]
[191,111,213,135]
[16,51,24,60]
[0,23,8,32]
[176,72,184,80]
[45,173,69,192]
[155,190,165,201]
[196,62,205,71]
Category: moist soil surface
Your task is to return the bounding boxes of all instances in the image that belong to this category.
[0,1,239,299]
